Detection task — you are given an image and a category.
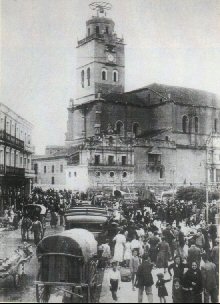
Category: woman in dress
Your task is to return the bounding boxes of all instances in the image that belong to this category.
[168,255,188,286]
[156,273,171,303]
[113,230,126,265]
[149,232,160,265]
[156,237,171,273]
[124,238,132,267]
[182,261,203,303]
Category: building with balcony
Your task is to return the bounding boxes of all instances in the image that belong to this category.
[33,4,220,194]
[66,135,134,191]
[64,4,220,193]
[0,103,35,210]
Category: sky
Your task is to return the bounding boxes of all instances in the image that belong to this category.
[1,0,220,154]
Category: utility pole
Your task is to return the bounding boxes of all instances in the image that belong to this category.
[205,132,213,224]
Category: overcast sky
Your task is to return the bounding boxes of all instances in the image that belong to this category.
[1,0,220,154]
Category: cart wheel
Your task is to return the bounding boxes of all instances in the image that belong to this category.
[36,285,51,303]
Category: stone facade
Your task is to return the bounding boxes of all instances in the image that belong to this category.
[64,8,220,192]
[32,147,67,190]
[64,7,220,192]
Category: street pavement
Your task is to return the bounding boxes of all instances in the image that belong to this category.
[0,224,64,303]
[100,268,173,303]
[0,221,200,303]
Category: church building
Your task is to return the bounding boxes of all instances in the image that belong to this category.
[36,3,220,193]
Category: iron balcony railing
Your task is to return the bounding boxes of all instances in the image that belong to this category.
[88,162,134,167]
[6,166,25,176]
[78,33,124,46]
[0,165,25,176]
[0,130,24,150]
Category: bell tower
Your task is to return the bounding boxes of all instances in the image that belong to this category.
[75,2,125,105]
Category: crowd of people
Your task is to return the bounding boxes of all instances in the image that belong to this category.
[102,198,219,303]
[0,186,219,303]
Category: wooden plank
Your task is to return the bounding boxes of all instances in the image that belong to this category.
[38,253,82,259]
[35,281,88,287]
[48,256,56,282]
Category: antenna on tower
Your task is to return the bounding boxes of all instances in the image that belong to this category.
[89,2,112,17]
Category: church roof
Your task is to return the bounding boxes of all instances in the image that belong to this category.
[124,83,220,108]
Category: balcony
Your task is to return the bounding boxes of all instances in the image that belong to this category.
[88,162,134,167]
[77,33,124,47]
[6,166,25,177]
[146,161,163,172]
[0,130,24,150]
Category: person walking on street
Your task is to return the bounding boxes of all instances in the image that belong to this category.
[168,255,188,286]
[135,254,154,303]
[156,273,171,303]
[113,230,126,266]
[130,249,140,291]
[201,253,218,303]
[148,232,160,265]
[209,224,217,249]
[157,237,171,274]
[182,261,203,303]
[162,225,175,259]
[109,262,121,302]
[187,241,201,267]
[31,217,42,246]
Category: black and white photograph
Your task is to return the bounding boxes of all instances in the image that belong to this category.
[1,0,220,302]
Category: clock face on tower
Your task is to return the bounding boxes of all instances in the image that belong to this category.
[107,53,116,63]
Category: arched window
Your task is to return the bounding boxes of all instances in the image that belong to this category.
[88,28,91,36]
[195,117,199,133]
[96,26,100,34]
[102,69,107,81]
[52,177,55,185]
[87,67,91,86]
[113,70,118,82]
[81,70,84,88]
[182,115,189,133]
[133,122,140,137]
[214,119,218,133]
[106,26,109,34]
[52,165,55,173]
[115,121,124,135]
[160,167,165,179]
[109,136,113,145]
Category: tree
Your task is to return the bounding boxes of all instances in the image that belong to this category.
[175,186,219,209]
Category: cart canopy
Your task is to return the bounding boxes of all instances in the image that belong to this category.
[37,229,97,262]
[23,204,47,219]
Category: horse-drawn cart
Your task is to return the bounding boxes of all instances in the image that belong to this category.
[35,229,102,303]
[21,204,47,241]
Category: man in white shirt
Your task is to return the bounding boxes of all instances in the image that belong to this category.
[131,235,141,256]
[109,262,121,302]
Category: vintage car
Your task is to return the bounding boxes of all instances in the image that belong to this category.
[35,229,101,303]
[64,207,109,242]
